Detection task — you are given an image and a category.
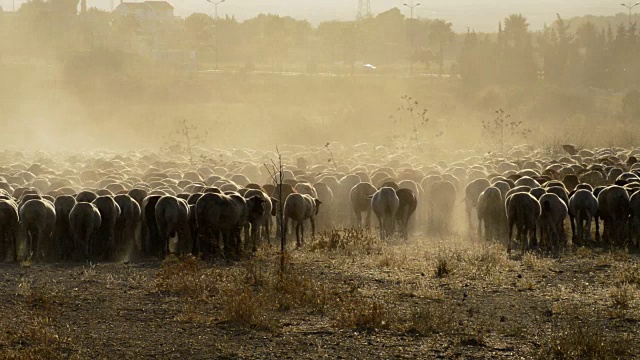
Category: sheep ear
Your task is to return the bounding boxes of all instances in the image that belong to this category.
[270,197,280,204]
[315,199,322,205]
[366,195,373,200]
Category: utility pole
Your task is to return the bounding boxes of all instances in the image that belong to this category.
[206,0,226,70]
[403,1,421,75]
[357,0,371,20]
[621,2,640,25]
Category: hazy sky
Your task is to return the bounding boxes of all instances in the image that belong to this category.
[2,0,629,32]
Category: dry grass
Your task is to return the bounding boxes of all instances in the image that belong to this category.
[536,322,624,360]
[406,301,457,335]
[310,228,383,256]
[155,253,336,330]
[154,255,220,300]
[272,271,333,314]
[335,297,396,330]
[613,264,640,287]
[434,255,452,278]
[375,247,408,269]
[220,283,275,330]
[608,283,636,308]
[522,251,554,271]
[0,316,75,360]
[0,278,75,359]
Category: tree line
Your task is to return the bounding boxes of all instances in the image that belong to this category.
[1,2,640,90]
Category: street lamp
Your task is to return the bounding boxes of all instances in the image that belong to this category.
[403,1,421,75]
[206,0,227,70]
[403,1,421,20]
[621,2,640,25]
[206,0,226,20]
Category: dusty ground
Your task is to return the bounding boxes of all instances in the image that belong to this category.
[0,230,639,359]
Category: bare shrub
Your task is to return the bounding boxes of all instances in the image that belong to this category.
[220,283,274,330]
[609,283,635,308]
[434,256,452,278]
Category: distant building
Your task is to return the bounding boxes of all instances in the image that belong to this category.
[114,1,174,21]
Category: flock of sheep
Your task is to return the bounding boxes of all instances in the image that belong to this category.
[1,143,640,264]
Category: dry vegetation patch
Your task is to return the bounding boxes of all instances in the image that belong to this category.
[536,321,625,360]
[1,278,76,359]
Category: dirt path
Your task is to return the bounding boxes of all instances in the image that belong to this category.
[0,234,638,359]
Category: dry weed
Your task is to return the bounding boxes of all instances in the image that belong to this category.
[375,248,407,269]
[335,297,395,330]
[406,301,457,335]
[310,228,383,256]
[154,255,219,300]
[0,316,75,359]
[465,243,511,277]
[220,283,274,330]
[608,283,636,308]
[434,255,452,278]
[522,251,553,271]
[272,271,332,314]
[537,322,623,360]
[613,264,640,287]
[403,281,445,300]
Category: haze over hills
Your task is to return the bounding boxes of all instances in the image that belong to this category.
[2,0,630,31]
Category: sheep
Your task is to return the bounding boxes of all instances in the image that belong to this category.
[293,182,318,198]
[349,182,377,228]
[76,190,98,203]
[19,199,56,261]
[529,187,546,200]
[597,185,630,247]
[53,195,77,261]
[141,195,162,258]
[629,191,640,248]
[514,176,540,188]
[368,187,400,239]
[243,189,273,252]
[91,196,121,261]
[568,189,599,246]
[155,195,192,258]
[0,199,19,262]
[313,182,334,231]
[538,193,568,252]
[196,192,265,259]
[395,188,417,240]
[506,192,541,253]
[426,181,458,236]
[69,202,102,262]
[477,186,506,242]
[113,194,142,259]
[283,193,321,247]
[464,178,491,234]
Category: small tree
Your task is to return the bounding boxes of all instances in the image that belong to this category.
[162,119,209,164]
[481,109,531,154]
[389,95,437,150]
[263,147,286,274]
